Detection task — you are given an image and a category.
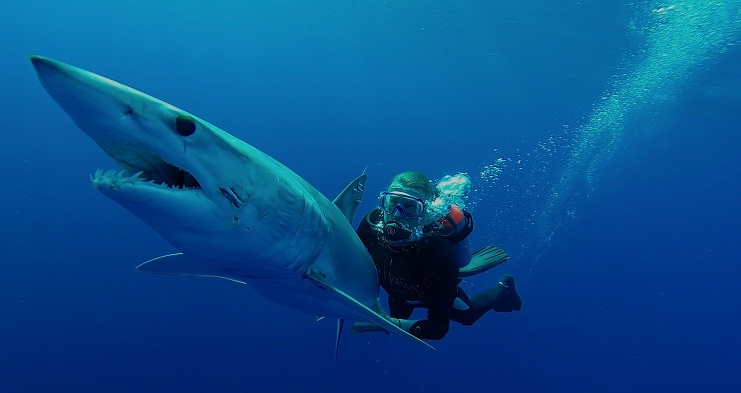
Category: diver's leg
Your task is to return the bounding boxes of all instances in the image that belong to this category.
[450,274,522,326]
[482,274,521,312]
[388,295,414,319]
[450,286,480,325]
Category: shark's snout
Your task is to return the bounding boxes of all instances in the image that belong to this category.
[30,55,57,73]
[31,55,204,193]
[31,55,133,123]
[31,56,79,78]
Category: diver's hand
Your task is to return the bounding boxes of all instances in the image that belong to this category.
[350,318,401,334]
[350,321,384,334]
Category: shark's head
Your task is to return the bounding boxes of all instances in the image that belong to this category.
[31,56,326,276]
[31,57,437,349]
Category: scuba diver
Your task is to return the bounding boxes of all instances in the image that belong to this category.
[353,170,522,340]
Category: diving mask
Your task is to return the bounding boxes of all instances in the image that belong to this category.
[378,191,426,219]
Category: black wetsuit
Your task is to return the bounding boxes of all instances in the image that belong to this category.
[356,208,473,340]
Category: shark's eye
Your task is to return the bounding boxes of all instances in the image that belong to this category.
[175,115,196,136]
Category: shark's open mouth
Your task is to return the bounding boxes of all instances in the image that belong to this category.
[92,148,248,209]
[93,149,201,191]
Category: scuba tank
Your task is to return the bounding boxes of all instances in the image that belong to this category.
[435,204,473,268]
[432,173,474,267]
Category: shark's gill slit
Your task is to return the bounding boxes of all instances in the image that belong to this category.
[230,188,245,204]
[220,188,242,208]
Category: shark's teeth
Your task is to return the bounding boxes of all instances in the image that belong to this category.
[91,169,147,190]
[90,168,199,191]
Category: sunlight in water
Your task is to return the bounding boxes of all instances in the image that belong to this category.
[480,1,741,259]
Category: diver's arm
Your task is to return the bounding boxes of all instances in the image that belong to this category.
[349,295,447,339]
[407,318,450,340]
[407,292,455,340]
[350,317,449,340]
[354,283,455,339]
[349,302,447,338]
[350,317,415,334]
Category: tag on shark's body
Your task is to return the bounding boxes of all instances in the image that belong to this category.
[332,172,366,223]
[136,253,247,284]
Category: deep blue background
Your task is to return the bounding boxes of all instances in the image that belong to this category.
[1,1,739,392]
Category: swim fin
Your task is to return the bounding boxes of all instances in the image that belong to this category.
[458,245,510,278]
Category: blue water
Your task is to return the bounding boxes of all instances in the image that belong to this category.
[2,1,740,392]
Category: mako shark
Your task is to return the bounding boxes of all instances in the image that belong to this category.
[30,56,431,350]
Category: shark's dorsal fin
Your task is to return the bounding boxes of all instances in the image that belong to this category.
[305,267,434,350]
[458,245,510,278]
[332,172,367,224]
[136,253,247,284]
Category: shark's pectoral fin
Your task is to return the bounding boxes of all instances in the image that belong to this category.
[332,172,367,224]
[136,253,247,284]
[304,267,434,350]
